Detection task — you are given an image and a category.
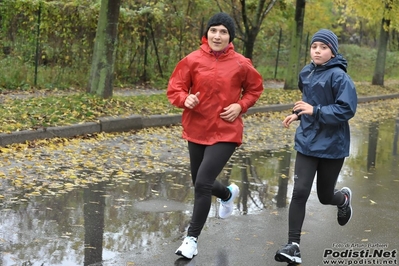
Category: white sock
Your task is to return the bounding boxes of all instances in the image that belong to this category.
[292,242,299,247]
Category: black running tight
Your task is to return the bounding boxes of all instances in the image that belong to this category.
[187,141,237,238]
[288,152,346,244]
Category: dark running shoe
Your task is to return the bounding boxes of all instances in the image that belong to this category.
[337,187,353,226]
[275,243,302,264]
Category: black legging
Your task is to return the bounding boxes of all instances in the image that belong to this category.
[288,152,346,244]
[187,141,237,238]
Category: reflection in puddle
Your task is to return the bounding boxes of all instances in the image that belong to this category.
[1,118,398,265]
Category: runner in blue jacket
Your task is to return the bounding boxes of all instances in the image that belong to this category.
[275,29,358,265]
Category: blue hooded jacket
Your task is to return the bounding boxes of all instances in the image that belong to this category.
[294,54,358,159]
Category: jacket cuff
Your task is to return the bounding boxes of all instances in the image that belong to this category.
[292,110,301,120]
[237,101,247,113]
[313,105,321,119]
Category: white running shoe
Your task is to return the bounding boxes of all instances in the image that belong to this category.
[175,236,198,259]
[218,183,239,219]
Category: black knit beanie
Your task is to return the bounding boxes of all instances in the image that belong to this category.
[204,12,235,43]
[311,29,339,55]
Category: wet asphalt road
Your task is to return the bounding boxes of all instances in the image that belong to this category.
[98,177,399,266]
[95,115,399,266]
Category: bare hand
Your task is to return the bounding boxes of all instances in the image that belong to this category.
[220,103,242,122]
[293,101,313,116]
[282,114,298,128]
[184,92,200,109]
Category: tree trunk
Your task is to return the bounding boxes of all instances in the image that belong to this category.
[243,32,257,59]
[372,18,390,86]
[230,0,277,60]
[284,0,306,90]
[87,0,121,98]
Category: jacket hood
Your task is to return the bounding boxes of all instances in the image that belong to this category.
[311,54,348,73]
[200,36,234,54]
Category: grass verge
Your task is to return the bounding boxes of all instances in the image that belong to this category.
[1,80,399,133]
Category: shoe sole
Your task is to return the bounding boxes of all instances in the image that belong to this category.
[175,249,198,259]
[275,253,302,264]
[339,187,353,226]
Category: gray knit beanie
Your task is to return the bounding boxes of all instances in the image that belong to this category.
[205,12,235,43]
[311,29,339,55]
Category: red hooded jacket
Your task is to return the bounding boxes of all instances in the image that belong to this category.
[167,37,264,146]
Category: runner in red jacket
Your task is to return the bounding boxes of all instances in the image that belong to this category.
[167,12,263,260]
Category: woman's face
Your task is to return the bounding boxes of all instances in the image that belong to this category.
[207,25,230,51]
[310,42,335,65]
